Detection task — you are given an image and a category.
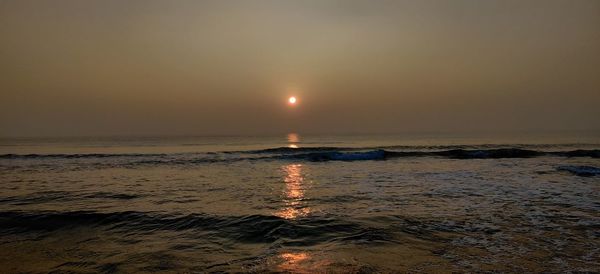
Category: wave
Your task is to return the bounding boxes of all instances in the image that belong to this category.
[280,150,387,161]
[1,148,598,163]
[247,143,600,154]
[427,148,542,159]
[0,210,394,245]
[0,191,141,205]
[277,148,599,161]
[557,165,600,177]
[0,210,509,246]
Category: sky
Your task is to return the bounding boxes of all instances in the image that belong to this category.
[1,0,599,137]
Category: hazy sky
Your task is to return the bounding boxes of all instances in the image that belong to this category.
[1,0,599,137]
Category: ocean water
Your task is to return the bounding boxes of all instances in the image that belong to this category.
[1,133,599,273]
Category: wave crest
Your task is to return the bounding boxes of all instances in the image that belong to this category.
[557,165,600,177]
[1,148,598,164]
[0,210,395,245]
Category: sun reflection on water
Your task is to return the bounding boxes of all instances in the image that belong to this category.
[287,133,300,148]
[278,252,310,272]
[287,133,300,143]
[275,164,310,219]
[275,251,334,272]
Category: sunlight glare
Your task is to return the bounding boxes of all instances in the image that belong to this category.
[288,96,297,105]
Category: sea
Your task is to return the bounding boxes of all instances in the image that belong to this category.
[1,133,599,273]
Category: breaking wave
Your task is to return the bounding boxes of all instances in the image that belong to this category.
[557,165,600,177]
[1,147,598,165]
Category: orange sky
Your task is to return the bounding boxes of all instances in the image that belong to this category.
[1,0,599,136]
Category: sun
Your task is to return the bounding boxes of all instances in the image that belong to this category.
[288,96,297,105]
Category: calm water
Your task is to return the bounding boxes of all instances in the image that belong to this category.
[1,134,599,273]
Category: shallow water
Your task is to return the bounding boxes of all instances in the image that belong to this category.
[1,134,599,273]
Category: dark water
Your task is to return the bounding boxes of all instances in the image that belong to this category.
[1,134,599,273]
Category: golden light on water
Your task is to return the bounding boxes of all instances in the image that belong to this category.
[287,133,300,149]
[278,252,310,272]
[276,251,332,272]
[287,133,299,143]
[275,164,310,219]
[280,252,309,264]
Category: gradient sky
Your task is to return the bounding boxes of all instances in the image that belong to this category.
[1,0,599,137]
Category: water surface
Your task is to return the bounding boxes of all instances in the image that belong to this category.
[1,134,599,272]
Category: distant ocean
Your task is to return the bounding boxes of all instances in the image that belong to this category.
[1,133,599,272]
